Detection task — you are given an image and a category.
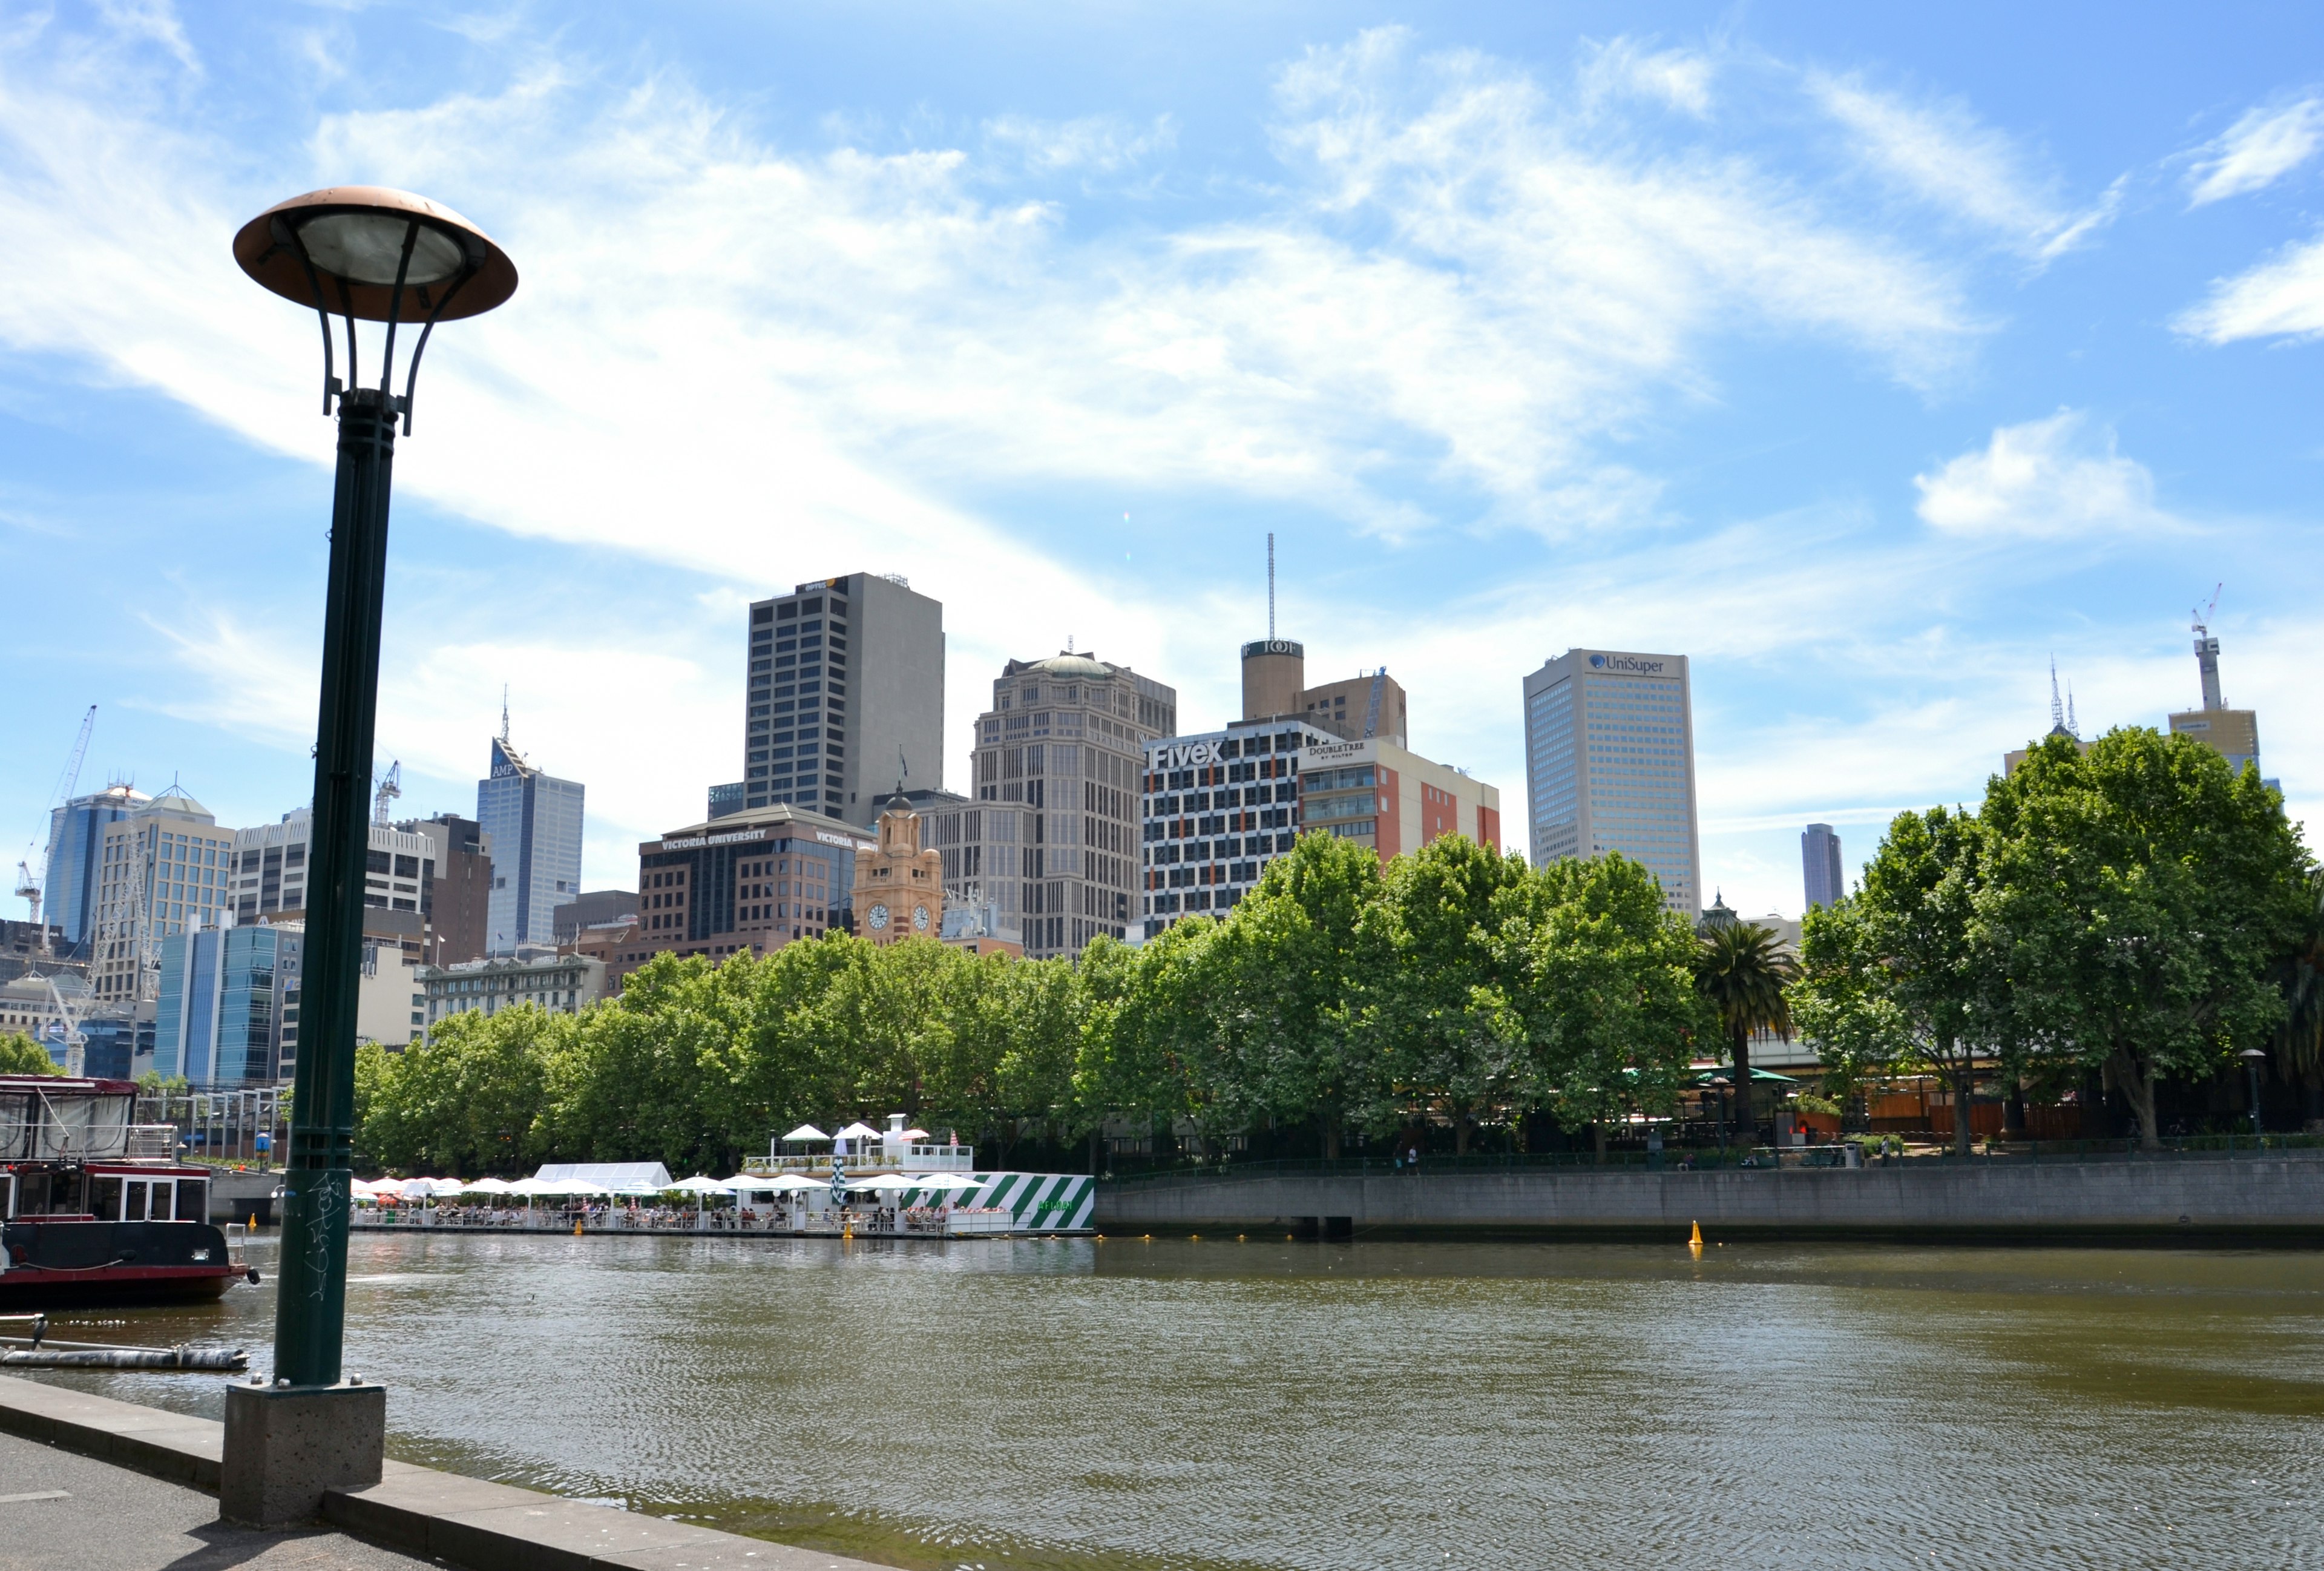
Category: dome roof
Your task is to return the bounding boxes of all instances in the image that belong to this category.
[1026,653,1111,678]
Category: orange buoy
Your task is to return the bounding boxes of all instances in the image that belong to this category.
[1689,1220,1703,1251]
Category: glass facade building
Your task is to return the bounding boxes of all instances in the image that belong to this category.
[1522,649,1702,917]
[478,736,586,953]
[42,785,148,947]
[155,923,286,1084]
[1802,823,1845,911]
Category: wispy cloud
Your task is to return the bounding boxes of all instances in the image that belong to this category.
[1576,36,1714,117]
[2186,95,2324,206]
[984,113,1177,174]
[1807,72,2116,263]
[1914,412,2173,539]
[2175,231,2324,343]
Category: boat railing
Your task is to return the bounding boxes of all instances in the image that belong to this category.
[126,1125,180,1162]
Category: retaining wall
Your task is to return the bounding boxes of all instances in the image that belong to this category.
[1094,1158,2324,1240]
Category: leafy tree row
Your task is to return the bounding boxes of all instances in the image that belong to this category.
[355,834,1714,1175]
[1794,726,2319,1151]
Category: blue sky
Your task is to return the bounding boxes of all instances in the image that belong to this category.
[3,1,2321,917]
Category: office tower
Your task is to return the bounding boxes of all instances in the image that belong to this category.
[551,888,638,944]
[2167,611,2269,783]
[400,813,494,966]
[477,728,586,953]
[1140,722,1497,936]
[1802,823,1845,911]
[741,573,945,820]
[90,789,236,1006]
[232,810,435,921]
[927,652,1175,958]
[155,923,294,1084]
[1521,649,1702,917]
[1238,639,1411,748]
[42,784,148,948]
[622,802,874,990]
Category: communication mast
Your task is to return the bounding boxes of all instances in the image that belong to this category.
[1267,533,1276,640]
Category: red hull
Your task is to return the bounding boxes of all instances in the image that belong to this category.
[0,1262,241,1309]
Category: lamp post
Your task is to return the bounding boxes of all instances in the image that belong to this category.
[222,188,515,1528]
[1710,1075,1730,1154]
[2241,1048,2269,1141]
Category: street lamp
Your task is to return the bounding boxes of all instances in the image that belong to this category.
[222,187,515,1528]
[2240,1047,2269,1140]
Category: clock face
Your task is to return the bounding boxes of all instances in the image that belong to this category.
[913,905,930,930]
[867,903,890,930]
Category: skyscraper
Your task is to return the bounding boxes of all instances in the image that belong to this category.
[741,573,945,820]
[42,784,149,947]
[924,651,1173,958]
[1802,823,1844,911]
[90,789,236,1006]
[477,731,585,953]
[1522,648,1702,917]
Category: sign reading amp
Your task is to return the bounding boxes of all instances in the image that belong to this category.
[1587,653,1668,676]
[1149,740,1223,770]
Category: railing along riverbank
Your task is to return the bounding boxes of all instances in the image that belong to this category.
[351,1205,1031,1239]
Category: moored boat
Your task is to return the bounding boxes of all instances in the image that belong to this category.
[1,1075,257,1307]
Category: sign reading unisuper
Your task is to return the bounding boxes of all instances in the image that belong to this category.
[1585,651,1674,677]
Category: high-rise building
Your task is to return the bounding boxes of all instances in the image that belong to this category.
[155,923,294,1084]
[1238,639,1410,746]
[930,653,1175,958]
[2167,616,2273,786]
[1139,722,1498,937]
[231,811,435,923]
[1802,823,1844,911]
[42,784,148,948]
[741,573,946,820]
[90,790,236,1006]
[620,802,876,990]
[551,889,640,944]
[400,813,494,966]
[477,732,585,953]
[1522,648,1702,917]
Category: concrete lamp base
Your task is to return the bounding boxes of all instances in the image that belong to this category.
[219,1378,386,1529]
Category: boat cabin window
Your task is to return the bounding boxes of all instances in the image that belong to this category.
[176,1179,206,1221]
[90,1176,121,1219]
[88,1176,187,1221]
[1,1173,11,1220]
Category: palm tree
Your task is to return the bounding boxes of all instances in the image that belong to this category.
[1693,922,1800,1142]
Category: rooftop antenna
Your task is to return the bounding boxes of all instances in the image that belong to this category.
[1267,532,1276,639]
[897,745,909,796]
[2049,658,2064,732]
[499,685,511,746]
[2066,684,2078,737]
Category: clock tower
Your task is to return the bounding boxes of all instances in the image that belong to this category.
[852,795,944,946]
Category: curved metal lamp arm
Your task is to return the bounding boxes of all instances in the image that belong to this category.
[376,220,419,403]
[277,220,340,415]
[398,266,476,436]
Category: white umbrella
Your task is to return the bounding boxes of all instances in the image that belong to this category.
[465,1177,514,1194]
[833,1121,882,1142]
[729,1173,822,1193]
[425,1177,467,1197]
[847,1173,916,1192]
[505,1177,553,1196]
[543,1178,611,1197]
[910,1174,981,1190]
[399,1179,436,1200]
[899,1128,931,1141]
[667,1176,732,1194]
[780,1124,830,1142]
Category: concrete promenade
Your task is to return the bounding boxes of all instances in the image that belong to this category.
[1094,1154,2324,1239]
[0,1375,888,1571]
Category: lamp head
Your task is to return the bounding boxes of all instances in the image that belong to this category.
[234,186,517,322]
[2241,1047,2270,1062]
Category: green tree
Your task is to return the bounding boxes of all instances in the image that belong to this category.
[1792,807,1990,1156]
[2268,868,2324,1124]
[1693,921,1800,1142]
[0,1032,61,1075]
[1354,835,1534,1153]
[1514,854,1707,1156]
[365,1007,563,1174]
[1981,728,2310,1150]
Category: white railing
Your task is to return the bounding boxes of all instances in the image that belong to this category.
[127,1125,179,1162]
[745,1142,976,1174]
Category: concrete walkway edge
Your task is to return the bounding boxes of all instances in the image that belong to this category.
[0,1374,882,1571]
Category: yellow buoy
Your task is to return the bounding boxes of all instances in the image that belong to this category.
[1689,1220,1703,1251]
[573,1220,583,1237]
[249,1214,259,1230]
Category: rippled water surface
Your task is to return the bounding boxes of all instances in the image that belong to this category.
[29,1230,2324,1570]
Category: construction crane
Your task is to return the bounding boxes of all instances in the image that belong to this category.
[2192,582,2223,637]
[15,705,96,944]
[1362,667,1387,740]
[373,760,402,826]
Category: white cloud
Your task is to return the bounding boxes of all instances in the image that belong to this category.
[983,113,1177,174]
[2174,231,2324,343]
[1807,72,2115,262]
[1577,37,1713,117]
[2187,96,2324,206]
[1913,412,2170,539]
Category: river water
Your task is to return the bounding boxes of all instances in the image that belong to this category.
[27,1230,2324,1570]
